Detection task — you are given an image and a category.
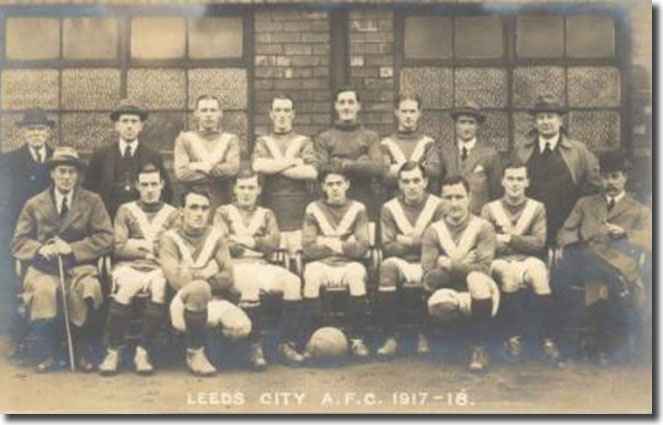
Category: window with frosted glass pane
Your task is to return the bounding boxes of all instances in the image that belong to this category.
[131,17,185,60]
[63,18,118,60]
[189,17,243,59]
[516,15,564,58]
[566,15,615,58]
[404,16,452,59]
[454,16,504,59]
[6,18,60,60]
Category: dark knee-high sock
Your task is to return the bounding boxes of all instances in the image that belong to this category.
[140,301,166,350]
[533,294,555,342]
[348,295,369,340]
[376,291,399,338]
[243,304,262,345]
[302,298,322,339]
[106,300,131,349]
[184,309,208,350]
[280,300,302,345]
[471,298,494,347]
[500,291,525,340]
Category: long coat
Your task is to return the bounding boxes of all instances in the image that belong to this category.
[83,142,172,217]
[12,187,113,325]
[557,193,652,283]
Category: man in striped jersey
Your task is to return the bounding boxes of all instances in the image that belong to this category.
[301,165,371,359]
[422,175,498,372]
[160,189,251,377]
[481,162,561,365]
[99,163,180,376]
[376,161,445,359]
[381,93,443,198]
[214,169,305,371]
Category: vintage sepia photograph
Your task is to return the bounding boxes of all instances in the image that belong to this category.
[0,0,653,414]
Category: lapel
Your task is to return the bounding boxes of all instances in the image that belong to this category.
[461,144,484,174]
[59,189,85,232]
[36,189,62,229]
[105,143,120,185]
[607,193,633,222]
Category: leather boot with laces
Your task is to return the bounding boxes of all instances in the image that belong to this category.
[416,333,431,355]
[469,346,489,372]
[505,336,524,360]
[134,346,154,375]
[186,348,216,377]
[249,343,267,371]
[376,337,398,358]
[98,349,120,376]
[351,339,370,359]
[278,342,304,366]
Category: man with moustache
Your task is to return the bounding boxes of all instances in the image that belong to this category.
[98,163,180,376]
[381,94,443,198]
[314,87,383,221]
[174,95,241,214]
[84,100,172,219]
[12,147,113,372]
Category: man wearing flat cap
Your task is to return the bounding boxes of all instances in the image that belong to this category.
[84,100,172,219]
[512,94,600,246]
[441,101,502,215]
[12,147,113,372]
[555,151,651,365]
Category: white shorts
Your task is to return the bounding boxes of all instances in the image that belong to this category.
[382,257,423,285]
[303,261,367,298]
[233,262,301,302]
[112,266,167,304]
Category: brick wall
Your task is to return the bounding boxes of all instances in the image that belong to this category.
[348,10,396,137]
[253,10,332,139]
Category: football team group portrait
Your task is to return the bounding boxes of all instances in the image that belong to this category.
[0,0,653,414]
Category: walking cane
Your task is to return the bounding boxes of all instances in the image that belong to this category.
[57,255,76,372]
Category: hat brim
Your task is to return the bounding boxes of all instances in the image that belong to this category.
[46,158,85,170]
[528,107,568,116]
[450,110,486,123]
[16,119,56,128]
[110,110,149,122]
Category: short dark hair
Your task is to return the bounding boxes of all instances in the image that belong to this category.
[180,187,211,207]
[441,175,470,194]
[137,162,163,180]
[502,159,528,176]
[195,95,221,110]
[334,86,361,103]
[398,161,426,179]
[271,94,296,110]
[395,93,422,109]
[318,164,348,184]
[235,168,262,186]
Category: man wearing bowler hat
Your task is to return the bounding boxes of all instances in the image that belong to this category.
[12,146,113,372]
[441,101,502,215]
[512,93,600,246]
[84,100,172,218]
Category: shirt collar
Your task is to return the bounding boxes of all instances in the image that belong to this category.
[457,138,476,151]
[606,191,625,204]
[119,138,139,155]
[538,134,560,153]
[30,146,46,162]
[54,189,73,213]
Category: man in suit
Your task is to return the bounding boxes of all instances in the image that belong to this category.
[441,102,502,215]
[12,147,113,372]
[512,93,600,246]
[555,151,651,365]
[84,100,172,219]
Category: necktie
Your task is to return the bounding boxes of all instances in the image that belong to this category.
[60,196,69,218]
[123,143,133,158]
[607,197,616,212]
[38,150,44,163]
[543,142,552,156]
[461,146,468,161]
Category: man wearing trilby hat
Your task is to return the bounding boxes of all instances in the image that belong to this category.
[512,93,601,246]
[84,99,172,218]
[12,146,113,372]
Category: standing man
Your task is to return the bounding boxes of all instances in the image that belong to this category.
[252,94,317,257]
[84,99,172,219]
[375,161,445,359]
[159,188,251,376]
[301,165,371,359]
[98,163,180,376]
[421,176,498,372]
[314,87,383,220]
[481,162,561,364]
[513,93,600,246]
[214,169,305,370]
[12,147,113,372]
[174,95,241,214]
[381,94,443,198]
[555,151,651,364]
[441,102,502,215]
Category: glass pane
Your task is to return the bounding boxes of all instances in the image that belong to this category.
[189,17,243,59]
[569,110,620,152]
[566,15,615,58]
[404,17,452,60]
[140,112,186,151]
[1,70,59,110]
[61,69,121,110]
[568,67,620,107]
[478,111,509,152]
[455,68,507,108]
[131,17,185,60]
[513,67,566,109]
[516,15,564,58]
[417,111,454,146]
[455,16,504,59]
[400,67,453,109]
[127,69,186,110]
[6,18,60,60]
[513,111,537,146]
[60,113,115,152]
[63,17,118,60]
[188,68,248,110]
[1,113,59,153]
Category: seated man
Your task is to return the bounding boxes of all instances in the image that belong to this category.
[481,162,561,364]
[214,169,305,370]
[98,163,180,376]
[555,151,651,365]
[301,165,371,359]
[159,189,251,376]
[376,161,445,358]
[421,175,497,372]
[12,147,113,372]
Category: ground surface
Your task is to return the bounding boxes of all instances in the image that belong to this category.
[0,337,652,415]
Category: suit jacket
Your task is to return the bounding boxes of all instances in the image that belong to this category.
[440,142,502,214]
[12,187,113,267]
[557,193,651,282]
[83,142,172,216]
